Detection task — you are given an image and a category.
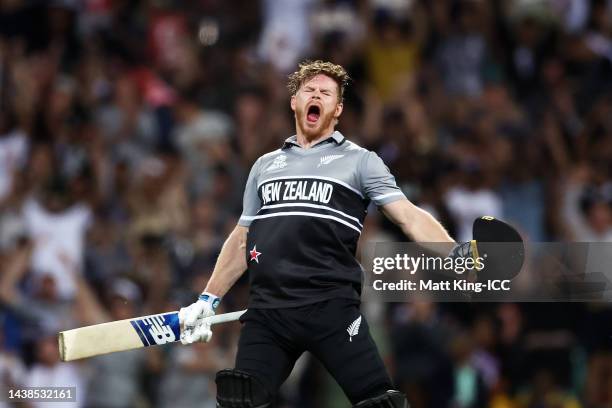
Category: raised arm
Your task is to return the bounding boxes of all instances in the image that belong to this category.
[0,243,32,306]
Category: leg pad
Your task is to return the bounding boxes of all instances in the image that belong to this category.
[216,369,272,408]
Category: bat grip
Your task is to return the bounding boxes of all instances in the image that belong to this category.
[208,309,246,325]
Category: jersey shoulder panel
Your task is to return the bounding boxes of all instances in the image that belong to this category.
[341,140,368,153]
[338,140,372,174]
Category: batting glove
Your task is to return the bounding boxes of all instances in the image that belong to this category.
[180,318,213,344]
[449,240,479,274]
[179,292,220,345]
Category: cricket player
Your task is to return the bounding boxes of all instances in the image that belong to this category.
[179,61,464,408]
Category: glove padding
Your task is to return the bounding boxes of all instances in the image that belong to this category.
[180,317,213,344]
[179,292,220,345]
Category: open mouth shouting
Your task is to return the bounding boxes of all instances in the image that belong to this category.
[306,104,321,124]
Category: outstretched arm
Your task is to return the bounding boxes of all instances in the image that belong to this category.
[381,199,483,282]
[359,150,454,246]
[381,198,454,244]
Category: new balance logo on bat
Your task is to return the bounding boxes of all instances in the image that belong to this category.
[347,315,362,342]
[318,154,344,167]
[131,313,180,346]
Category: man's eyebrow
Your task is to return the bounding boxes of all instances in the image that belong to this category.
[303,85,333,93]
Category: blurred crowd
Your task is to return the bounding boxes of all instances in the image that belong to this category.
[0,0,611,407]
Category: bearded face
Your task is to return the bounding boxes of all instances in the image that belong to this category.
[291,74,343,140]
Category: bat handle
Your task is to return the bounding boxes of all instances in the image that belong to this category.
[208,309,246,325]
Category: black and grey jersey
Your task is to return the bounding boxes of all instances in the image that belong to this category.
[239,131,405,308]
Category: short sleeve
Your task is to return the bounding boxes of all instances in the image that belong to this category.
[238,158,263,226]
[359,151,406,206]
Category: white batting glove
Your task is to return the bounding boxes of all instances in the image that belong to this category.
[179,292,220,345]
[180,317,213,344]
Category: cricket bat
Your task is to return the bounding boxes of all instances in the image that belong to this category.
[58,309,246,362]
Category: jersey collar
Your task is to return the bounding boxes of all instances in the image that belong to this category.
[282,131,346,149]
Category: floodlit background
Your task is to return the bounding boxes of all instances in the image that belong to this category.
[0,0,611,407]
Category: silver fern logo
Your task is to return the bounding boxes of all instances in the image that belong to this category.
[318,154,344,167]
[347,315,362,342]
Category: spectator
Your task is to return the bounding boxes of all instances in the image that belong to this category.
[257,0,316,73]
[444,161,503,242]
[23,335,85,408]
[0,116,28,204]
[23,176,92,300]
[434,1,492,98]
[173,91,234,196]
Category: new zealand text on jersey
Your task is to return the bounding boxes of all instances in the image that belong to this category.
[261,180,334,205]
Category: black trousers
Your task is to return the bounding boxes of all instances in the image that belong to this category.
[235,298,393,405]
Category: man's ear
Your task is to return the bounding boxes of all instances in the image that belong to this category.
[290,95,296,112]
[334,103,343,119]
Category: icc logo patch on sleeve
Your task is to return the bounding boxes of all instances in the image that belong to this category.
[266,155,288,172]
